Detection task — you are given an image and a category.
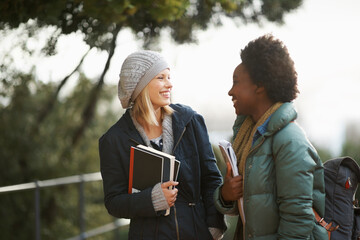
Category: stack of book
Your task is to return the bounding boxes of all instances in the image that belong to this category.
[128,144,180,194]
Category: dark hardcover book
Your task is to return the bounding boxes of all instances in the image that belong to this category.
[128,146,164,194]
[128,145,181,194]
[136,145,180,183]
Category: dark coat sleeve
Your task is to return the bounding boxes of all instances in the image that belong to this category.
[99,133,158,219]
[192,114,227,231]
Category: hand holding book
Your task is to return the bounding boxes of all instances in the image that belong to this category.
[161,181,179,207]
[221,161,243,201]
[218,140,246,224]
[128,144,181,216]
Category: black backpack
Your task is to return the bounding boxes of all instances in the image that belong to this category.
[322,156,360,240]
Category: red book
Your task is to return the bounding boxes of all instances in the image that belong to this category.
[128,146,164,194]
[128,147,135,194]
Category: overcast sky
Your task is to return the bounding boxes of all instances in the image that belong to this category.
[15,0,360,155]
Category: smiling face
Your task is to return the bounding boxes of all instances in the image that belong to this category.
[228,64,259,116]
[147,68,172,110]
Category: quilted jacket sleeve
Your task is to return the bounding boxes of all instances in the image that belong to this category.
[213,186,239,216]
[273,124,320,239]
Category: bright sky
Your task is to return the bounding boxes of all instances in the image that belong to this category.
[6,0,359,155]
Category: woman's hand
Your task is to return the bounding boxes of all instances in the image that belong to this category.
[161,181,179,207]
[221,162,243,202]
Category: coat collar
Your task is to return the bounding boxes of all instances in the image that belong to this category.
[232,102,297,139]
[118,109,146,146]
[170,104,194,147]
[119,104,196,149]
[266,102,297,136]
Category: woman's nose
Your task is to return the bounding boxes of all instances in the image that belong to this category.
[165,79,173,88]
[228,87,233,96]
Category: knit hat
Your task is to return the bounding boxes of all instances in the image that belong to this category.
[118,50,169,109]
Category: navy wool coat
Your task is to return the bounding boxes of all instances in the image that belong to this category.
[99,103,226,239]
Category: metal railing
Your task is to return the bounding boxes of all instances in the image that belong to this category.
[0,172,130,240]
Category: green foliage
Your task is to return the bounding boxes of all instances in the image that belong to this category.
[342,141,360,162]
[0,0,305,238]
[314,144,334,163]
[0,71,121,239]
[0,0,190,50]
[0,0,303,50]
[261,0,303,23]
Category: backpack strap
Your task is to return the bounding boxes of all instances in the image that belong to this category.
[313,208,339,237]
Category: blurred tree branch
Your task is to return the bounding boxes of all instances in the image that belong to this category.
[34,47,91,131]
[71,24,120,147]
[0,0,303,151]
[0,1,304,238]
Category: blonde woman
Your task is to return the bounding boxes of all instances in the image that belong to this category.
[99,50,226,239]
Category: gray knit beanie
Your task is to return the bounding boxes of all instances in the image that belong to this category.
[118,50,169,109]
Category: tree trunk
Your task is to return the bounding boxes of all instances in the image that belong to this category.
[32,47,91,133]
[71,25,121,147]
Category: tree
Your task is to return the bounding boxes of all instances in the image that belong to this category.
[0,0,304,238]
[341,122,360,161]
[0,70,120,239]
[0,0,303,150]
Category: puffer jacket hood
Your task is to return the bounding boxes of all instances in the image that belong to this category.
[233,103,297,140]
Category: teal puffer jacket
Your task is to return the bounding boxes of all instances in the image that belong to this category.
[215,103,328,240]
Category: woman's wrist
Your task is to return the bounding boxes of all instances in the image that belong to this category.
[220,186,234,207]
[151,182,169,211]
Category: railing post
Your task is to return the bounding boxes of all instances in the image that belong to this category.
[35,180,41,240]
[79,175,85,240]
[0,172,113,239]
[113,218,120,240]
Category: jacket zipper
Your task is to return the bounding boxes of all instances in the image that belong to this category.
[248,137,265,156]
[172,126,187,154]
[242,137,265,238]
[173,205,180,240]
[172,126,186,240]
[133,125,186,240]
[131,123,186,239]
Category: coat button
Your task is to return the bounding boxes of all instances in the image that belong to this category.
[249,164,252,169]
[248,233,252,238]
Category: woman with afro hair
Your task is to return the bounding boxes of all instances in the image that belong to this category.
[214,34,328,240]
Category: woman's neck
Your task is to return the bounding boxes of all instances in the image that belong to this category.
[137,108,163,139]
[251,100,274,122]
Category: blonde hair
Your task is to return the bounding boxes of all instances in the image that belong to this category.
[132,85,173,126]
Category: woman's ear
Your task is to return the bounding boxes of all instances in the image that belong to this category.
[255,85,266,95]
